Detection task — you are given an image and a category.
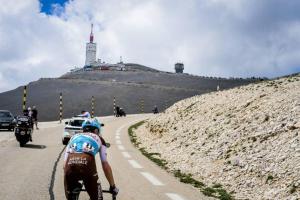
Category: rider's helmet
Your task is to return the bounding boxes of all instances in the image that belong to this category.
[82,118,100,134]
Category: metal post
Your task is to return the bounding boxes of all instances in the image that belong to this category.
[59,93,63,123]
[113,97,116,116]
[140,99,144,113]
[22,86,27,111]
[91,96,95,118]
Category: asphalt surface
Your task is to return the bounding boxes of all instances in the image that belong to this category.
[0,114,211,200]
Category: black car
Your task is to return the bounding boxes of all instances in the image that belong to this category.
[0,110,16,131]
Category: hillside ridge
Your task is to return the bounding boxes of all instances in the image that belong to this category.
[0,69,257,121]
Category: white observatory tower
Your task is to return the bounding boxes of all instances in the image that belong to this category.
[85,24,97,66]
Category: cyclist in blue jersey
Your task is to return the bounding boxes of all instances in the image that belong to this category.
[63,118,118,200]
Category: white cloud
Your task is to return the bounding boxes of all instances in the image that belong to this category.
[0,0,300,92]
[0,72,11,92]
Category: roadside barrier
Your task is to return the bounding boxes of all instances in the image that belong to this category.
[91,96,95,118]
[59,92,63,123]
[22,86,27,111]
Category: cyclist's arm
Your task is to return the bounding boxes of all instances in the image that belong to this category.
[99,144,107,162]
[99,145,115,187]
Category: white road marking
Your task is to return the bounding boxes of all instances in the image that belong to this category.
[121,152,131,158]
[116,124,126,135]
[140,172,164,186]
[115,135,120,139]
[165,193,186,200]
[117,145,125,150]
[115,119,143,137]
[116,140,122,144]
[128,160,143,169]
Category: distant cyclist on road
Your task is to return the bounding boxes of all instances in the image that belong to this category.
[63,118,118,200]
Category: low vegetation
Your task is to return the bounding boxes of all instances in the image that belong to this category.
[173,170,233,200]
[128,121,168,170]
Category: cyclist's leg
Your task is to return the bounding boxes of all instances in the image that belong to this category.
[64,170,79,199]
[64,155,82,200]
[34,118,39,129]
[64,175,78,200]
[83,156,103,200]
[84,175,103,200]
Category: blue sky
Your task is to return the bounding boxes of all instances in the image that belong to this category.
[40,0,68,14]
[0,0,300,92]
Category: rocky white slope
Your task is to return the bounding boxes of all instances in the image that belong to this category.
[134,74,300,200]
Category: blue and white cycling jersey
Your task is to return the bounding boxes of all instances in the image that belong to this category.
[64,132,108,162]
[68,133,100,156]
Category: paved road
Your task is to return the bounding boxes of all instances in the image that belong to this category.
[0,114,210,200]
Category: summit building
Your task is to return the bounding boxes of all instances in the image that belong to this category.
[85,24,96,66]
[83,24,125,71]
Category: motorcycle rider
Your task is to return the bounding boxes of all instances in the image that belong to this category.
[31,106,39,130]
[22,108,33,141]
[152,105,159,114]
[64,118,118,200]
[115,106,120,117]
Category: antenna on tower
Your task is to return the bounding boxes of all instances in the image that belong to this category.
[90,23,94,43]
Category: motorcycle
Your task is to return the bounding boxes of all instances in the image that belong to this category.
[15,116,33,147]
[118,108,126,117]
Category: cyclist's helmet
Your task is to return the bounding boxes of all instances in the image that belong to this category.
[82,118,100,133]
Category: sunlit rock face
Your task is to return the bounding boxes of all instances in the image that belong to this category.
[134,73,300,200]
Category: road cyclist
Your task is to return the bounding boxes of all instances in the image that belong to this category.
[63,118,119,200]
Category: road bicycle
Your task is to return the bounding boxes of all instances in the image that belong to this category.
[70,182,117,200]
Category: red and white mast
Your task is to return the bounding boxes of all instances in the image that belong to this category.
[90,23,94,43]
[85,23,97,66]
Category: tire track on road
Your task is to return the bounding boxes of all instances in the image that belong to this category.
[49,146,66,200]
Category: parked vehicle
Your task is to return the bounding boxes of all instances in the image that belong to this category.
[0,110,16,131]
[15,116,33,147]
[62,117,86,145]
